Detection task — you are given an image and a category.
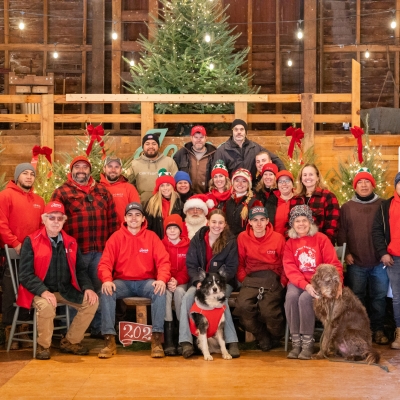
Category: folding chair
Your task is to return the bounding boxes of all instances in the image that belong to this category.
[284,243,347,351]
[5,244,70,358]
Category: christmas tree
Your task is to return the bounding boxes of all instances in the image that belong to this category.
[326,127,390,205]
[124,0,256,114]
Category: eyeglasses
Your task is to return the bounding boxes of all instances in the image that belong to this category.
[47,216,64,222]
[278,179,292,184]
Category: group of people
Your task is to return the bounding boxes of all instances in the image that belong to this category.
[1,118,399,362]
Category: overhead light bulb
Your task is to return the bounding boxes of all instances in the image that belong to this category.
[205,34,211,42]
[297,30,303,39]
[53,51,59,59]
[288,59,293,67]
[112,31,118,40]
[19,21,25,30]
[391,19,397,29]
[130,59,135,66]
[365,50,370,59]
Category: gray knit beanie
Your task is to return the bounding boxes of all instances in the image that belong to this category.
[395,172,400,187]
[14,163,35,182]
[289,205,314,227]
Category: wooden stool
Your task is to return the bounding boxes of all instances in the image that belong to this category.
[123,297,151,324]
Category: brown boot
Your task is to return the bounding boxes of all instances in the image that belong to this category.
[60,338,89,355]
[5,326,19,350]
[151,332,165,358]
[98,335,117,358]
[36,344,51,360]
[391,327,400,350]
[18,324,33,348]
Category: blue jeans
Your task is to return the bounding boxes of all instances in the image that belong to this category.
[178,284,238,344]
[346,263,389,332]
[387,257,400,327]
[69,252,102,334]
[101,279,166,335]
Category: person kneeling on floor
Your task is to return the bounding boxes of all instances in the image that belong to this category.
[97,202,171,358]
[17,201,99,360]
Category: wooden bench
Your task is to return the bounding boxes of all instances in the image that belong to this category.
[123,292,255,342]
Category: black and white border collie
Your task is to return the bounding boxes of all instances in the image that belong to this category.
[189,269,232,361]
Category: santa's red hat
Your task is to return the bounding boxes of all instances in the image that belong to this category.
[183,194,215,215]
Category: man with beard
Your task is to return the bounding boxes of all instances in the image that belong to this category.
[0,163,45,349]
[183,195,210,239]
[128,133,178,205]
[51,156,118,338]
[100,155,140,227]
[173,125,216,193]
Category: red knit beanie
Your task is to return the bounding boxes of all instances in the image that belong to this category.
[164,214,183,234]
[261,163,278,176]
[211,159,229,178]
[153,168,176,194]
[70,155,92,171]
[353,168,376,189]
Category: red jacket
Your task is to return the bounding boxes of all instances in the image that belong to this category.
[283,232,344,290]
[16,227,81,309]
[237,223,287,285]
[189,303,226,338]
[162,236,190,285]
[98,220,171,283]
[0,181,44,248]
[100,174,140,227]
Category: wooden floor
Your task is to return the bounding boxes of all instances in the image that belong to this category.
[0,340,399,400]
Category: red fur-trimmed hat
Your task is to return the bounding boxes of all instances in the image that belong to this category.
[353,168,376,189]
[153,168,176,194]
[183,194,214,215]
[70,155,91,171]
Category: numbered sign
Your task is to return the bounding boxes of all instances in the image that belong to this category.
[119,322,156,346]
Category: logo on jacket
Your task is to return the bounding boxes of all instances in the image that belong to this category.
[139,248,149,253]
[295,246,317,272]
[33,204,42,208]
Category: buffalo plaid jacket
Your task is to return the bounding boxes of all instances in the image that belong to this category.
[289,187,340,245]
[51,177,118,254]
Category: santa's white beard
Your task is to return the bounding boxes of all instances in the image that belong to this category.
[185,214,207,239]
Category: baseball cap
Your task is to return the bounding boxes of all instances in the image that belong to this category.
[125,202,144,216]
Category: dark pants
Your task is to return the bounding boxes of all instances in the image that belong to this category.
[233,271,285,338]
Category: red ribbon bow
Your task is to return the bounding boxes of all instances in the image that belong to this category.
[86,124,106,158]
[350,126,364,163]
[31,145,53,165]
[285,126,304,158]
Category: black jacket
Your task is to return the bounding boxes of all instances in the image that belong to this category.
[225,196,261,236]
[213,137,285,179]
[145,198,184,239]
[186,226,238,287]
[255,189,279,226]
[372,196,393,258]
[173,142,217,192]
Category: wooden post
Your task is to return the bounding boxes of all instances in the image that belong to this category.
[301,93,314,150]
[81,0,88,120]
[356,0,361,63]
[351,59,361,127]
[275,0,282,130]
[318,0,324,129]
[91,0,104,114]
[247,0,253,87]
[148,0,158,40]
[394,0,400,108]
[304,0,317,93]
[43,0,48,76]
[141,102,154,137]
[41,94,54,160]
[112,0,122,130]
[234,102,247,122]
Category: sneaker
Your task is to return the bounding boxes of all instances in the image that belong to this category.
[60,338,89,355]
[36,344,51,360]
[373,330,389,345]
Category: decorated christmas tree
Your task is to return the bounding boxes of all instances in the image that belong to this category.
[124,0,256,114]
[326,125,390,205]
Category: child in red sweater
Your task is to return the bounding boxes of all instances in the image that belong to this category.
[161,214,190,356]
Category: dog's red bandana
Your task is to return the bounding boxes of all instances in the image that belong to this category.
[189,303,226,338]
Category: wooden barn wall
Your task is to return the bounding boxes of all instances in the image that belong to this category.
[0,133,397,196]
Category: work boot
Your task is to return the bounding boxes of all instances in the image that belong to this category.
[5,325,19,350]
[391,327,400,350]
[287,334,302,359]
[18,324,33,348]
[228,342,240,358]
[181,342,194,358]
[163,321,177,356]
[373,330,389,345]
[255,327,272,351]
[298,334,315,360]
[151,332,165,358]
[60,337,89,355]
[36,344,51,360]
[98,335,117,358]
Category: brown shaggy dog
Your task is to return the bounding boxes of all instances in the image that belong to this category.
[311,264,380,364]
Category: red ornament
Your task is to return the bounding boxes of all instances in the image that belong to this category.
[350,126,364,163]
[86,124,106,158]
[286,126,304,158]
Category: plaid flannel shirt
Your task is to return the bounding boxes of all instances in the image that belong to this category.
[289,187,340,244]
[51,179,118,254]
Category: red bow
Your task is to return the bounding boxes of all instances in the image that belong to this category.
[286,126,304,158]
[86,124,106,158]
[31,145,53,165]
[350,126,364,163]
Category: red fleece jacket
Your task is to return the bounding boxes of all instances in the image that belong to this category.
[237,223,287,285]
[98,220,171,283]
[283,232,343,290]
[161,236,190,285]
[0,181,45,248]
